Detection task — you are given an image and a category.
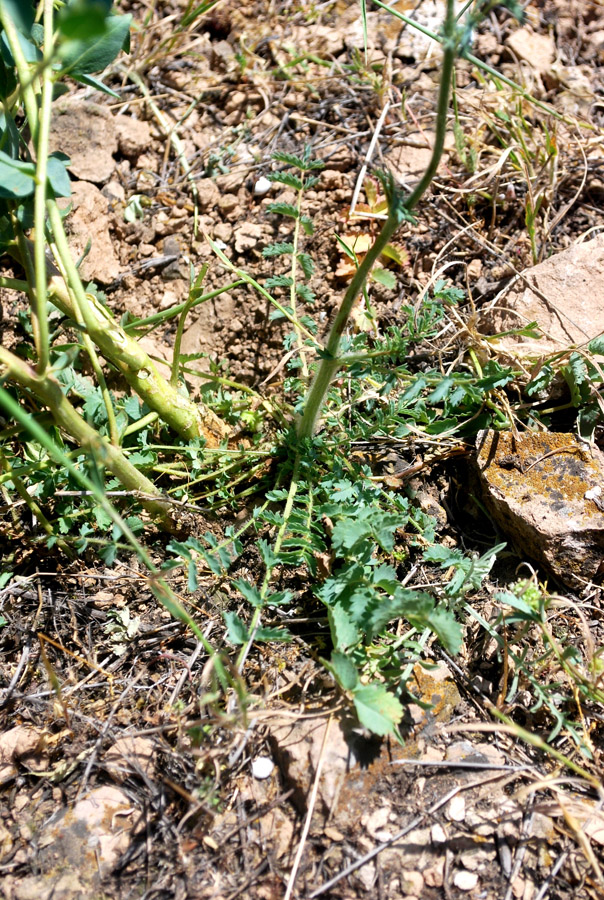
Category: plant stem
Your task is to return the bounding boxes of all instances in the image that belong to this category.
[297,0,457,441]
[45,203,228,445]
[0,345,172,523]
[32,0,55,375]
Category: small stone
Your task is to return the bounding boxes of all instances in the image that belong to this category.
[253,176,272,196]
[423,861,444,888]
[251,757,274,780]
[467,258,482,279]
[213,222,232,242]
[453,870,479,891]
[401,870,424,895]
[447,795,466,822]
[431,823,447,844]
[233,222,264,254]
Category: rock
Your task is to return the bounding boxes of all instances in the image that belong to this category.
[0,726,46,784]
[473,429,604,588]
[233,222,264,254]
[114,115,151,159]
[49,101,117,184]
[104,735,156,782]
[64,181,121,284]
[24,786,139,899]
[453,869,479,891]
[506,27,556,75]
[480,235,604,360]
[386,131,455,184]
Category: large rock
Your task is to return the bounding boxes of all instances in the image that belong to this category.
[49,101,117,184]
[64,181,121,285]
[473,429,604,588]
[481,236,604,360]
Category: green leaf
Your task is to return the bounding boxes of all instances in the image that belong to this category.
[254,625,292,642]
[427,607,462,655]
[1,0,35,35]
[267,171,303,190]
[233,578,263,607]
[297,252,314,279]
[326,650,358,691]
[0,151,36,198]
[372,267,396,289]
[70,72,120,97]
[47,153,72,198]
[266,202,299,219]
[58,13,131,76]
[0,29,41,65]
[224,611,248,645]
[262,242,294,258]
[187,559,198,592]
[57,0,114,41]
[328,602,360,651]
[588,335,604,356]
[353,684,403,736]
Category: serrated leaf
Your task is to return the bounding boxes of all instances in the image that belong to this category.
[326,650,358,691]
[262,242,294,258]
[372,267,396,289]
[295,283,314,303]
[224,611,248,645]
[327,602,360,651]
[254,625,292,642]
[233,578,263,607]
[297,252,314,278]
[267,171,303,190]
[353,684,403,736]
[266,202,298,219]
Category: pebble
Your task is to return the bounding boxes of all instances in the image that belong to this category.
[453,870,479,891]
[251,757,274,779]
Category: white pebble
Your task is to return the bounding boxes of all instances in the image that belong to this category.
[253,176,272,196]
[251,756,274,779]
[453,870,479,891]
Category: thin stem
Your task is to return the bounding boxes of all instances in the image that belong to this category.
[0,4,39,140]
[122,280,244,333]
[290,180,309,380]
[297,0,457,441]
[48,216,121,445]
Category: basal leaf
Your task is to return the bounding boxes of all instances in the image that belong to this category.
[327,602,360,651]
[233,578,263,607]
[372,267,396,289]
[326,650,358,692]
[254,625,292,642]
[70,72,120,97]
[353,683,403,736]
[224,610,248,645]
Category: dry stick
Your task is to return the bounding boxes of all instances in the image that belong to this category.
[284,716,333,900]
[308,772,511,898]
[349,100,391,218]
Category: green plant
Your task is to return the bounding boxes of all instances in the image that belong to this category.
[0,0,229,531]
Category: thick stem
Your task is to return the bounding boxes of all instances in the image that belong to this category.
[45,204,228,445]
[0,345,173,523]
[32,0,54,374]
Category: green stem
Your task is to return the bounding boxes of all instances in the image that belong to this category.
[290,180,309,380]
[45,203,227,444]
[0,382,231,691]
[0,345,173,524]
[122,281,244,333]
[32,0,54,375]
[0,3,39,141]
[297,0,456,442]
